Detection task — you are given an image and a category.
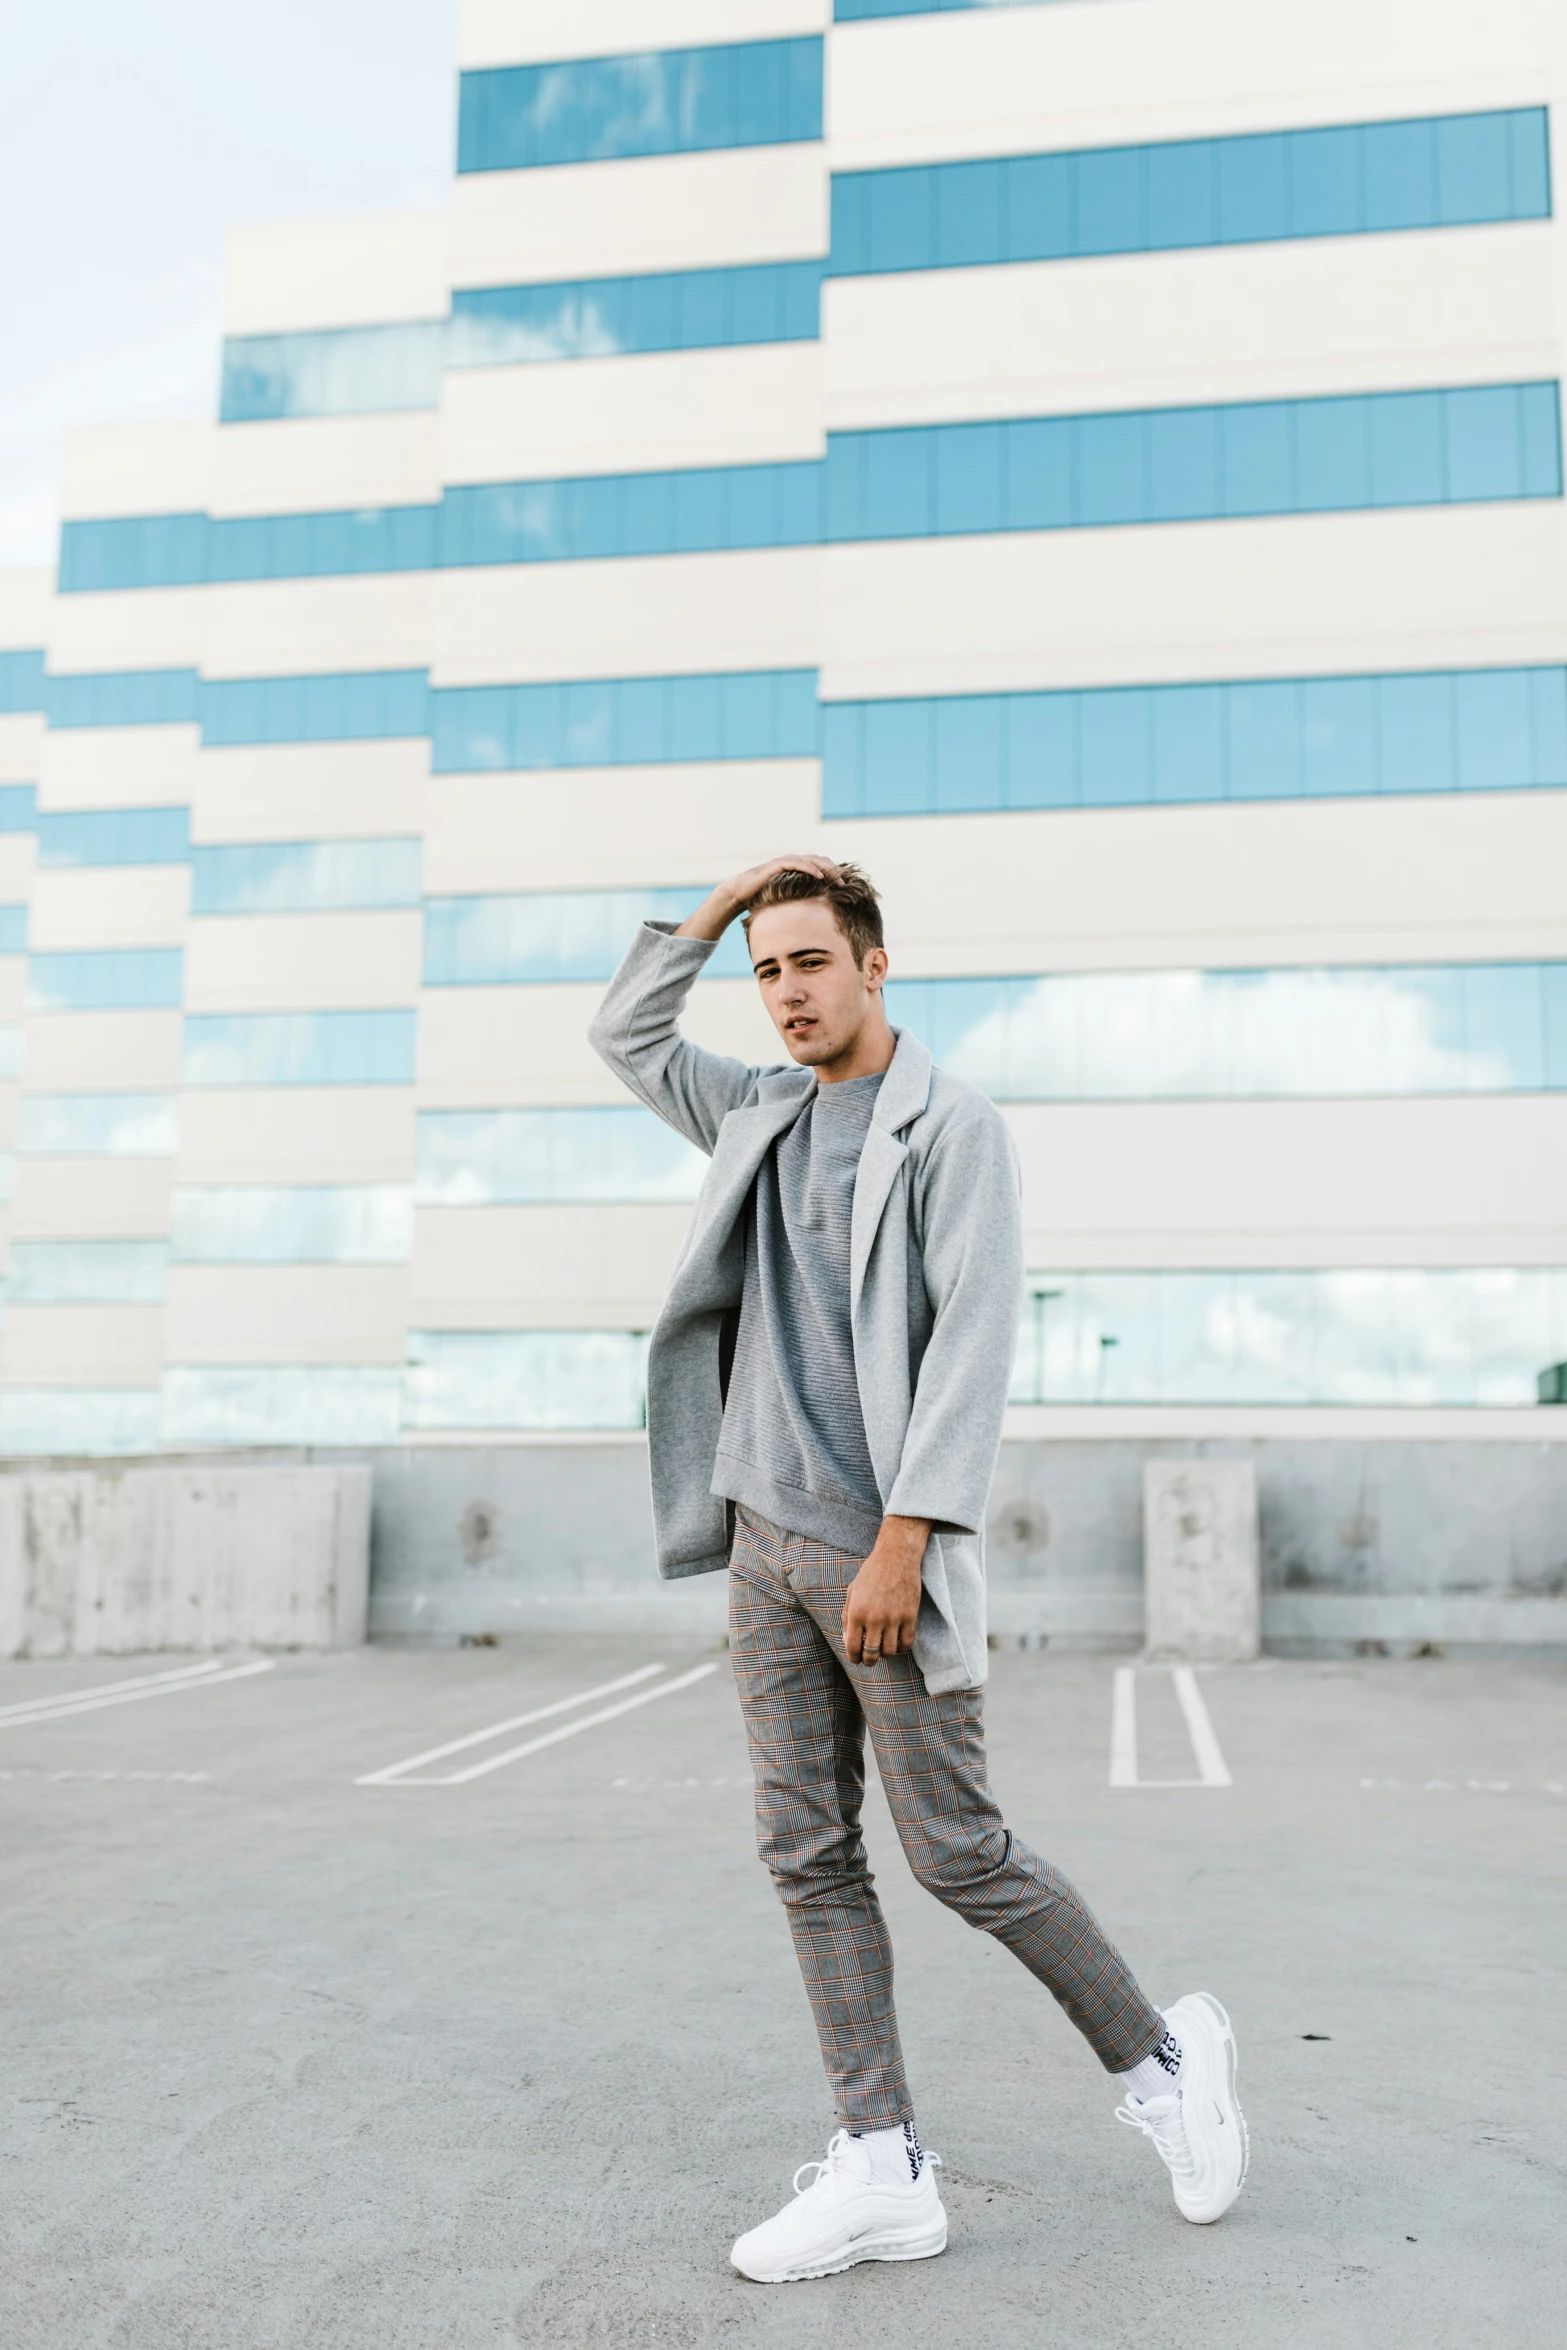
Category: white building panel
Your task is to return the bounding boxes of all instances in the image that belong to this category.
[851,793,1567,976]
[21,1012,184,1089]
[0,1307,164,1386]
[410,1202,690,1323]
[459,0,827,69]
[0,716,44,784]
[10,1159,173,1241]
[164,1268,410,1364]
[442,341,825,485]
[183,911,423,1013]
[175,1090,417,1184]
[39,726,201,811]
[0,841,35,900]
[222,210,449,336]
[451,145,826,288]
[422,761,818,893]
[435,546,820,685]
[209,414,443,519]
[29,869,189,952]
[0,963,25,1020]
[829,0,1551,171]
[821,504,1567,702]
[1009,1095,1567,1265]
[192,743,430,844]
[59,421,214,522]
[0,567,51,642]
[199,574,436,680]
[826,225,1560,433]
[43,589,207,676]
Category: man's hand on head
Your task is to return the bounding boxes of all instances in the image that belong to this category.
[843,1516,930,1667]
[674,855,844,943]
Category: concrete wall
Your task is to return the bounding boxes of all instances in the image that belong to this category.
[356,1436,1567,1657]
[0,1462,370,1657]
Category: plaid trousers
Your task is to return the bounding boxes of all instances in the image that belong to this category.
[729,1507,1164,2130]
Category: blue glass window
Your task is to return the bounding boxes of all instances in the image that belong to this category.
[438,460,821,568]
[36,807,189,868]
[181,1010,417,1086]
[0,1390,162,1457]
[0,1027,22,1079]
[190,839,421,915]
[828,108,1551,275]
[0,649,46,712]
[0,904,27,954]
[7,1240,167,1303]
[458,38,823,174]
[220,323,444,422]
[44,669,199,727]
[1009,1268,1567,1408]
[825,385,1562,543]
[415,1108,705,1205]
[160,1366,403,1446]
[432,669,817,771]
[423,888,752,986]
[56,514,207,594]
[200,669,428,746]
[824,662,1567,817]
[169,1186,412,1262]
[58,508,436,594]
[16,1094,179,1155]
[28,950,183,1012]
[448,260,823,366]
[403,1331,649,1432]
[0,786,35,833]
[68,378,1558,594]
[885,962,1567,1101]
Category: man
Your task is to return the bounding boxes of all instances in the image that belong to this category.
[590,855,1246,2283]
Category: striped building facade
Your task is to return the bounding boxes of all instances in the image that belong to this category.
[0,0,1564,1493]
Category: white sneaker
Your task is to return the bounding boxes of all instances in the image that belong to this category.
[730,2129,947,2282]
[1115,1992,1248,2224]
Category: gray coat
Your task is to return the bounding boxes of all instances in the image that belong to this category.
[588,923,1023,1693]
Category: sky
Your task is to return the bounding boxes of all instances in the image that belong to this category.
[0,0,457,570]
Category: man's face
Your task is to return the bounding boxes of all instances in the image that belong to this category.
[747,898,888,1066]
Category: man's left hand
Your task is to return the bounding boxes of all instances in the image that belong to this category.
[843,1516,930,1666]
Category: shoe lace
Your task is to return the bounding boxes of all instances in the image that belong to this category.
[1115,2091,1196,2181]
[791,2130,944,2197]
[792,2130,855,2198]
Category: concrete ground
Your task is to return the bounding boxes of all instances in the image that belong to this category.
[0,1639,1561,2350]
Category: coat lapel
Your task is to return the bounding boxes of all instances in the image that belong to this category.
[848,1028,931,1318]
[662,1082,811,1314]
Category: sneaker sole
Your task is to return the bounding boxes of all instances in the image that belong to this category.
[732,2218,948,2284]
[1173,1993,1249,2225]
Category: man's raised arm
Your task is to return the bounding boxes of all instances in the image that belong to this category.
[587,853,841,1155]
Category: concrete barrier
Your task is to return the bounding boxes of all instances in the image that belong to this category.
[0,1463,370,1657]
[1143,1457,1261,1663]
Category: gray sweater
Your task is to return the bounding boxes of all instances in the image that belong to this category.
[714,1071,887,1553]
[588,922,1025,1694]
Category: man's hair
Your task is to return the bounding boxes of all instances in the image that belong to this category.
[743,863,884,967]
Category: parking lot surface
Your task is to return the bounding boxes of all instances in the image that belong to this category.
[1,1639,1562,2348]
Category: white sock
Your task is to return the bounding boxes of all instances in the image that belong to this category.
[850,2119,923,2184]
[1117,2026,1183,2105]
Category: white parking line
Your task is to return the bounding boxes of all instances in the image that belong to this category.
[360,1661,722,1786]
[1172,1666,1233,1787]
[0,1658,273,1729]
[356,1664,667,1786]
[0,1657,227,1724]
[1109,1665,1233,1789]
[1109,1668,1139,1787]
